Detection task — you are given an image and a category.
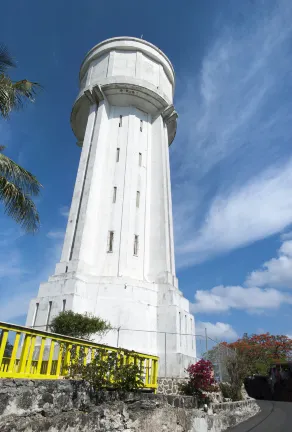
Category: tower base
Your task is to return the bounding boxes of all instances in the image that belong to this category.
[26,272,196,378]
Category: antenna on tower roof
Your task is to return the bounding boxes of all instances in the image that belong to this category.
[140,34,143,39]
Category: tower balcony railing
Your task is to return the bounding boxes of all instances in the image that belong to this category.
[0,321,158,392]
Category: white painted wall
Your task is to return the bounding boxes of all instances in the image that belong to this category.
[26,37,196,377]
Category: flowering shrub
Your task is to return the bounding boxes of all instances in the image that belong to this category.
[181,359,218,405]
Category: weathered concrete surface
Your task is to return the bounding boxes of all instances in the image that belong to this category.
[0,380,259,431]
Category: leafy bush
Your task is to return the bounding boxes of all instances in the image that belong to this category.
[68,347,144,392]
[219,382,233,399]
[225,352,249,401]
[181,359,218,405]
[50,311,111,340]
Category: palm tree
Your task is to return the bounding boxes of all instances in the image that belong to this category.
[0,45,41,232]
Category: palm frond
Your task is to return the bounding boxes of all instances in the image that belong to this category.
[0,45,15,74]
[13,80,42,103]
[0,153,41,196]
[0,176,40,233]
[0,74,19,117]
[0,75,42,117]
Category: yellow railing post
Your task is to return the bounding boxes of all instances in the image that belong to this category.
[83,347,89,366]
[46,340,55,377]
[55,343,63,377]
[18,335,31,375]
[0,330,9,365]
[7,332,21,374]
[62,343,72,376]
[25,335,36,375]
[145,358,150,386]
[36,337,46,376]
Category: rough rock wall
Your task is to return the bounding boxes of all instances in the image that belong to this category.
[0,379,259,432]
[157,378,188,395]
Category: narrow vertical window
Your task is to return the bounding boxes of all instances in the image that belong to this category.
[139,152,142,166]
[190,318,193,349]
[140,119,143,132]
[113,187,117,203]
[65,266,68,273]
[119,115,123,127]
[108,231,114,252]
[32,302,39,327]
[133,235,139,256]
[136,191,140,208]
[62,299,66,312]
[179,312,182,346]
[116,148,120,162]
[46,301,52,331]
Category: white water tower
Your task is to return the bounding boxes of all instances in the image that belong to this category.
[26,37,196,377]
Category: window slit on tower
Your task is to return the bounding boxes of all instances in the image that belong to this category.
[134,235,139,256]
[108,231,114,253]
[136,191,140,208]
[179,312,182,346]
[116,148,120,162]
[113,187,117,203]
[119,115,123,127]
[140,120,143,132]
[190,318,193,349]
[139,153,142,166]
[32,302,39,327]
[46,301,52,331]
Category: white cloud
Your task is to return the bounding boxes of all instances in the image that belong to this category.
[191,237,292,315]
[177,159,292,267]
[246,240,292,289]
[47,230,65,240]
[60,206,69,218]
[173,0,292,267]
[196,321,238,341]
[191,285,292,314]
[280,231,292,241]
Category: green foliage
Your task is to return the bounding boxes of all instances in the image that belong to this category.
[0,45,41,232]
[50,311,111,340]
[226,333,292,376]
[69,347,144,392]
[0,45,41,118]
[219,382,233,399]
[225,351,249,401]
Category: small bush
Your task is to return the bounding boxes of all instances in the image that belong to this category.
[68,347,144,392]
[182,359,218,406]
[219,382,233,399]
[50,311,111,340]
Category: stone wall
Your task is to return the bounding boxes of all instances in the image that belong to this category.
[0,379,259,432]
[157,377,188,395]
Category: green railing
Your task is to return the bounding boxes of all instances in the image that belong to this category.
[0,321,158,391]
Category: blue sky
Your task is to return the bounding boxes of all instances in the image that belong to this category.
[1,0,292,344]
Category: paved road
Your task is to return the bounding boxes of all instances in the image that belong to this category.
[228,401,292,432]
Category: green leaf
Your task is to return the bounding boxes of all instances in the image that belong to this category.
[0,45,15,74]
[0,176,40,233]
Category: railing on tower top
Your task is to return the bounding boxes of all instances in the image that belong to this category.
[0,321,158,391]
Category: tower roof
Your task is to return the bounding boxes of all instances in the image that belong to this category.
[79,36,175,87]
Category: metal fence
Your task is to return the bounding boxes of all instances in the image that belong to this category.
[2,320,236,382]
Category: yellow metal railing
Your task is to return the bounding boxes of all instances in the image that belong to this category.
[0,321,158,391]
